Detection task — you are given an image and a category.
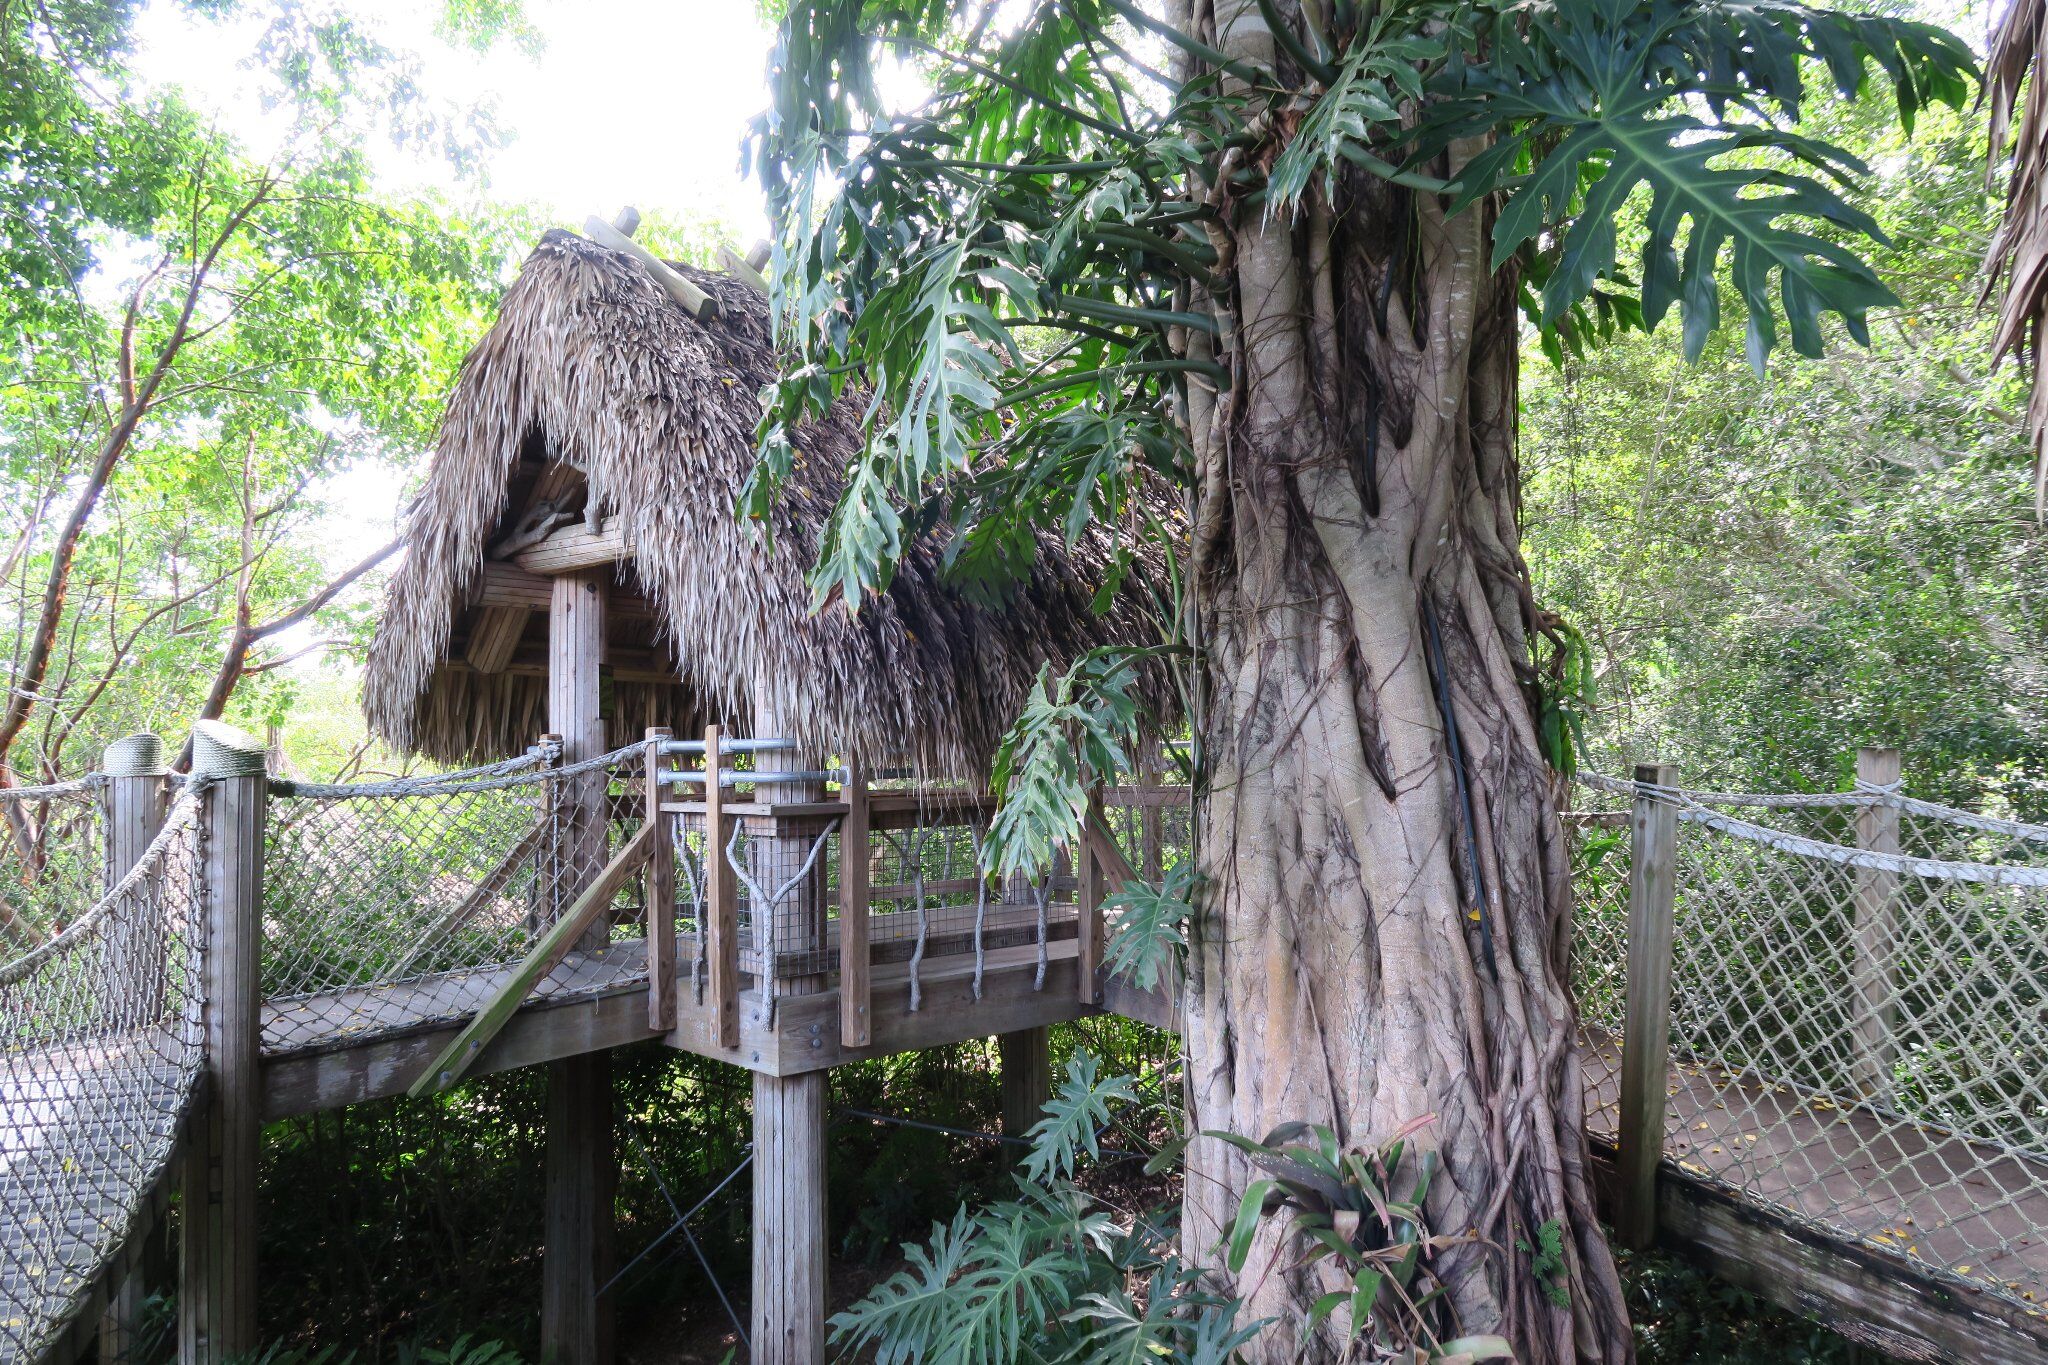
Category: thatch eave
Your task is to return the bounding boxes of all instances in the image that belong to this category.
[363,229,1179,779]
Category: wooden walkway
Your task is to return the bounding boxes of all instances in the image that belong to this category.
[0,1030,188,1362]
[1581,1032,2048,1358]
[14,952,2048,1363]
[260,939,654,1057]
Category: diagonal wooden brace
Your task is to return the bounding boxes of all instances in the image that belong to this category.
[409,821,657,1096]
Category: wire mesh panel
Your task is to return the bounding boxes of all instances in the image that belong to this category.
[1659,810,2048,1313]
[260,751,650,1054]
[1565,809,1630,1143]
[0,788,202,1364]
[0,781,108,951]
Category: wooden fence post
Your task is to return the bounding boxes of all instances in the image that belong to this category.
[645,727,676,1032]
[839,759,871,1048]
[1851,746,1903,1102]
[179,721,268,1364]
[1076,789,1105,1007]
[101,732,168,1361]
[1617,761,1680,1251]
[703,724,739,1049]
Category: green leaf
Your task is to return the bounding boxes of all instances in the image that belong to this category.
[1225,1178,1278,1274]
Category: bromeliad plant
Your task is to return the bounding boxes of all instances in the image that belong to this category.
[1212,1118,1510,1363]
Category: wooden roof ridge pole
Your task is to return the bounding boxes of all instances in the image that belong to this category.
[838,758,871,1047]
[582,208,720,322]
[719,243,769,294]
[701,723,740,1049]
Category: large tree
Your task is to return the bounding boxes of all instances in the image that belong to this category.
[750,1,1970,1358]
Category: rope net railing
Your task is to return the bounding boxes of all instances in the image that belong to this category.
[0,786,202,1365]
[260,747,650,1055]
[1570,771,2048,1317]
[0,778,108,954]
[257,736,1201,1049]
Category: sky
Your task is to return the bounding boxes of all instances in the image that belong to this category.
[127,0,781,608]
[134,0,778,233]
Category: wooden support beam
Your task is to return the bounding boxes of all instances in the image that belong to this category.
[645,727,677,1031]
[471,562,654,617]
[514,520,634,576]
[998,1026,1051,1142]
[180,723,269,1364]
[466,605,529,673]
[838,760,871,1048]
[408,822,654,1095]
[751,1070,827,1364]
[719,244,768,294]
[540,568,617,1364]
[1851,745,1902,1102]
[542,1050,616,1365]
[1617,761,1680,1251]
[700,725,740,1049]
[102,733,168,1017]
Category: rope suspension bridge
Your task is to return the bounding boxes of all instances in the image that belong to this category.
[2,727,2045,1363]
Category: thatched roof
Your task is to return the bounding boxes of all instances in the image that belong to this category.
[363,229,1178,777]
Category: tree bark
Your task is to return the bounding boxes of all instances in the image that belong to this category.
[1178,7,1630,1361]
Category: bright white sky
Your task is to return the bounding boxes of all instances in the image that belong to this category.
[128,0,780,617]
[134,0,778,232]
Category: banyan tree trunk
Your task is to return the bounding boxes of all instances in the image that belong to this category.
[1176,8,1633,1361]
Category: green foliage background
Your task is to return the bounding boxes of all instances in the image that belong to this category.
[1524,98,2048,813]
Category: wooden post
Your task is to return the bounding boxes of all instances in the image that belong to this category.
[101,733,169,1015]
[1138,743,1164,883]
[179,722,268,1364]
[998,1027,1052,1142]
[1617,761,1680,1251]
[542,1051,615,1365]
[102,733,167,1360]
[550,570,610,943]
[1076,790,1105,1007]
[543,568,614,1365]
[1851,746,1903,1102]
[645,727,676,1031]
[838,759,871,1048]
[702,724,739,1049]
[751,1070,828,1364]
[749,693,829,1362]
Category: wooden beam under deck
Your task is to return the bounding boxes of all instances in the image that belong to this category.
[260,940,1108,1113]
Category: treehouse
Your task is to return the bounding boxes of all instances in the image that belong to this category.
[350,222,1187,1363]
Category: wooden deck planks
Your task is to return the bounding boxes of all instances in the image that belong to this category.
[259,939,654,1057]
[1580,1034,2048,1314]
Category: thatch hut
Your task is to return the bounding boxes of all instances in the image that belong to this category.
[362,228,1175,777]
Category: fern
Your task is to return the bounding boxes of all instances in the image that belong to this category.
[1519,1218,1573,1309]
